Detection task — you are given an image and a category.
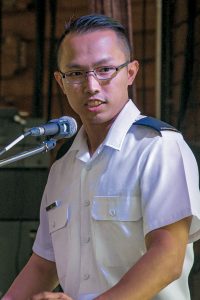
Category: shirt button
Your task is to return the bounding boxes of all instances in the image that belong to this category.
[109,209,116,217]
[83,273,90,280]
[84,200,90,207]
[82,237,90,244]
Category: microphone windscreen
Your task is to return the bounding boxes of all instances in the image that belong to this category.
[58,116,78,138]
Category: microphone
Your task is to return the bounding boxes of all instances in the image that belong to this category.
[28,116,77,139]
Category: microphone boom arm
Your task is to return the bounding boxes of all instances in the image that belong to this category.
[0,139,57,168]
[0,131,31,156]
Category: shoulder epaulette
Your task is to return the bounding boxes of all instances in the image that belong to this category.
[134,116,179,135]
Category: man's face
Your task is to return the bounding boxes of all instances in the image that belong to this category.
[55,29,139,127]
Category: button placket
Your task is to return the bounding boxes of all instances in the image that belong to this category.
[80,164,92,288]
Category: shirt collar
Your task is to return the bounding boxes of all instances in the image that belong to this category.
[69,99,141,156]
[69,126,90,161]
[103,99,141,150]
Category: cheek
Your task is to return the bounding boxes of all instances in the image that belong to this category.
[63,84,77,100]
[64,87,81,111]
[111,77,129,97]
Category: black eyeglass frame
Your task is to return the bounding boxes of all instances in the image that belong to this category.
[59,61,130,83]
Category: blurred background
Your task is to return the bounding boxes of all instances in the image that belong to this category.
[0,0,199,298]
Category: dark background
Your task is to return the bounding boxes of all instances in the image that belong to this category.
[0,0,200,298]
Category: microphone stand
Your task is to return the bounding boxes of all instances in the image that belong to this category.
[0,131,31,156]
[0,139,57,168]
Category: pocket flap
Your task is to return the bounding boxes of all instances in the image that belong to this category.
[91,196,142,221]
[47,201,68,233]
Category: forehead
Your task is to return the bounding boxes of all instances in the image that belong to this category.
[58,29,127,67]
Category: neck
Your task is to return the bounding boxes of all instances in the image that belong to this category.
[83,122,112,155]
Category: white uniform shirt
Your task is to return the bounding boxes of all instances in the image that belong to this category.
[33,100,200,300]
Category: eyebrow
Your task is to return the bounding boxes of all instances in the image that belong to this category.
[64,58,116,69]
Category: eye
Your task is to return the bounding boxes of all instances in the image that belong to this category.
[97,66,115,74]
[65,70,84,77]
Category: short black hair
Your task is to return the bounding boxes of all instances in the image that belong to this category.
[56,14,131,68]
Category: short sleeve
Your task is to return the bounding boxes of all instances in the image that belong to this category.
[140,132,200,243]
[32,184,55,261]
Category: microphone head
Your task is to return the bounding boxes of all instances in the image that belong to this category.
[28,116,78,138]
[56,116,78,139]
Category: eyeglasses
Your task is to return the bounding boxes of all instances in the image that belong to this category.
[59,61,130,84]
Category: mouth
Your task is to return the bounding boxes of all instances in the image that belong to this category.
[86,100,105,108]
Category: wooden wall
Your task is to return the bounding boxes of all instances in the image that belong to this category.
[0,0,157,120]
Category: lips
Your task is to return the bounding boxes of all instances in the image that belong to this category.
[86,100,104,107]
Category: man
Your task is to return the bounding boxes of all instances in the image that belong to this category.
[3,14,200,300]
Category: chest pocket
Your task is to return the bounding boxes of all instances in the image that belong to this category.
[91,195,142,221]
[91,196,144,272]
[47,201,69,234]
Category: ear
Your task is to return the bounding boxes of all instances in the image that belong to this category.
[54,71,66,94]
[127,60,139,86]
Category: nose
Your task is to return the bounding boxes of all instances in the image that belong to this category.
[83,72,101,94]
